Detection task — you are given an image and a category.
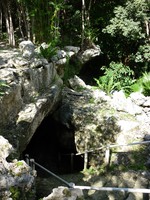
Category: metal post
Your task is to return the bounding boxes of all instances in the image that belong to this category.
[105,146,110,167]
[25,154,30,165]
[84,151,88,170]
[30,159,35,170]
[71,153,74,173]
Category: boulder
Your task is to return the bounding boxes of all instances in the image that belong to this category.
[43,186,84,200]
[0,41,63,157]
[77,46,101,64]
[0,136,36,199]
[54,76,150,167]
[19,40,35,59]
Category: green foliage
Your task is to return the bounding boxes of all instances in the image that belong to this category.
[131,72,150,96]
[39,41,58,62]
[16,161,24,167]
[84,27,99,43]
[0,80,10,96]
[48,0,64,41]
[83,164,107,177]
[103,0,149,40]
[21,0,64,43]
[142,73,150,96]
[10,186,35,200]
[59,6,82,46]
[62,188,71,197]
[63,58,81,84]
[102,0,149,70]
[95,62,134,95]
[134,44,150,63]
[83,166,98,176]
[10,187,21,200]
[110,145,147,171]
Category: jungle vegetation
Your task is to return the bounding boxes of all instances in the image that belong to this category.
[0,0,150,95]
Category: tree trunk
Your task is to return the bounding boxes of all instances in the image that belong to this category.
[1,0,15,46]
[87,0,92,28]
[8,7,15,46]
[145,20,150,41]
[81,0,86,49]
[26,8,31,40]
[0,7,2,39]
[17,4,25,39]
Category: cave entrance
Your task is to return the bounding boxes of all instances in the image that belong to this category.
[79,54,110,85]
[22,114,84,177]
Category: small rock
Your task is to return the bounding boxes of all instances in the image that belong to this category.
[19,40,35,59]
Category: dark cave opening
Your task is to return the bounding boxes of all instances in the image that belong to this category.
[22,114,84,177]
[79,54,110,85]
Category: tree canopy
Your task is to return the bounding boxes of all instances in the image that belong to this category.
[0,0,149,75]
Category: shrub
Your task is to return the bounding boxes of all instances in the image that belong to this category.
[131,72,150,96]
[94,62,134,95]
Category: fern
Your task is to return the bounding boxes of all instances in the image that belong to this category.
[131,72,150,96]
[94,62,134,95]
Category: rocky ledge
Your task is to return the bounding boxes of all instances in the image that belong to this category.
[55,75,150,167]
[0,41,101,199]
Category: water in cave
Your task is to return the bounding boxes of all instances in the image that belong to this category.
[22,115,84,177]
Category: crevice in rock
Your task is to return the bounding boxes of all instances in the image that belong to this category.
[22,114,84,177]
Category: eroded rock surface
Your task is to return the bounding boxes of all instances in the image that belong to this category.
[43,186,84,200]
[54,76,150,167]
[0,41,63,156]
[0,136,36,199]
[1,42,150,200]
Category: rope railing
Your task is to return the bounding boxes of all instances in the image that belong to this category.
[105,140,150,167]
[73,185,150,194]
[108,140,150,148]
[76,140,150,155]
[25,154,74,188]
[76,140,150,169]
[26,154,150,195]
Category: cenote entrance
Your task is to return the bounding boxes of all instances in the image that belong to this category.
[22,114,84,177]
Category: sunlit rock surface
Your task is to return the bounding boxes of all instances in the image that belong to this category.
[0,41,63,156]
[54,76,150,167]
[0,136,36,199]
[43,186,84,200]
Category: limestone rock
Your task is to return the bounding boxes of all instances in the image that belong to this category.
[19,40,35,59]
[69,75,87,90]
[77,45,101,64]
[0,136,36,199]
[111,91,142,115]
[54,76,150,167]
[64,46,80,53]
[0,135,13,160]
[43,186,84,200]
[0,42,63,157]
